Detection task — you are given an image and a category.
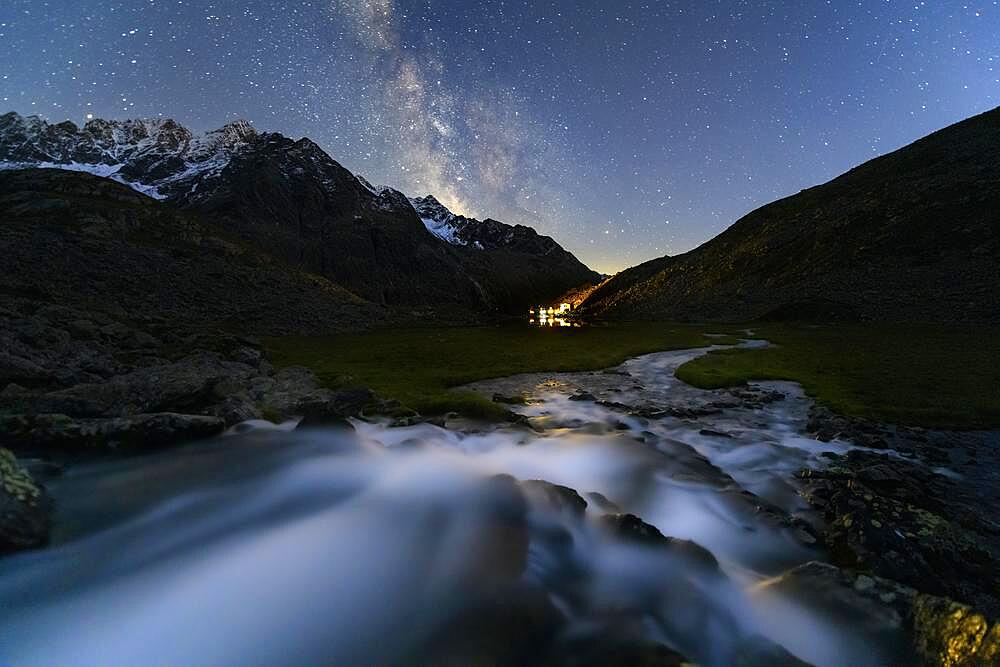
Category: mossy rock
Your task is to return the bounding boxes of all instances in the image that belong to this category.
[913,594,1000,666]
[0,448,42,504]
[0,447,51,553]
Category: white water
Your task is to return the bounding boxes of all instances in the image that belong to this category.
[0,346,895,666]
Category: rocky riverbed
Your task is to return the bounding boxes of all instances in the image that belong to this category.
[0,294,413,554]
[0,343,997,665]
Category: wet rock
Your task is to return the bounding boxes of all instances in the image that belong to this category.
[912,593,1000,666]
[806,405,890,448]
[597,399,633,411]
[296,387,380,427]
[732,635,812,667]
[0,412,225,450]
[0,448,51,553]
[522,479,588,516]
[569,392,597,402]
[414,583,565,667]
[757,561,999,666]
[663,405,723,419]
[39,352,259,418]
[699,428,733,438]
[551,634,688,666]
[728,387,786,406]
[468,474,533,582]
[797,449,1000,615]
[212,394,263,425]
[585,491,621,513]
[598,513,719,570]
[0,292,395,453]
[493,392,528,405]
[653,438,734,490]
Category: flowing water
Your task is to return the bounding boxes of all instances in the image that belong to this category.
[0,345,898,666]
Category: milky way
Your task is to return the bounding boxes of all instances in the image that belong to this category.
[2,1,998,272]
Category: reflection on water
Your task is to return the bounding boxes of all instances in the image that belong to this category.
[529,303,580,327]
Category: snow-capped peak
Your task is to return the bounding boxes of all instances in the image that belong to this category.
[0,112,256,200]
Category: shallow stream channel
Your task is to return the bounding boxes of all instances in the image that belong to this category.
[0,343,910,666]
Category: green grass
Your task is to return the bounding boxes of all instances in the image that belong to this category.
[676,323,1000,429]
[266,322,1000,429]
[265,323,740,419]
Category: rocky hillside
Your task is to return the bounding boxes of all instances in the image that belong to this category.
[0,168,381,335]
[0,111,599,313]
[581,106,1000,323]
[0,167,419,494]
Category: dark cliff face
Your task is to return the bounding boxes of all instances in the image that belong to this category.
[0,112,600,314]
[582,106,1000,323]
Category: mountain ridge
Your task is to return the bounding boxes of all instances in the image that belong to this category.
[0,111,600,312]
[580,105,1000,323]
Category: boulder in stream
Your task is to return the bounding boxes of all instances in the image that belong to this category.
[598,513,720,571]
[0,448,50,553]
[797,447,1000,616]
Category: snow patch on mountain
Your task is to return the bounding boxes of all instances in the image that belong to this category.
[0,160,123,178]
[409,194,476,247]
[419,216,464,244]
[0,112,251,201]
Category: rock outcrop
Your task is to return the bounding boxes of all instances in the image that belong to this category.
[795,404,1000,618]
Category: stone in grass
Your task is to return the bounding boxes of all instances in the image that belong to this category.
[0,448,51,553]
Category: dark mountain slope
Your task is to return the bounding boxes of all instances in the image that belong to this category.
[0,168,383,335]
[0,168,409,460]
[582,107,1000,323]
[410,195,602,310]
[170,134,487,307]
[0,112,600,314]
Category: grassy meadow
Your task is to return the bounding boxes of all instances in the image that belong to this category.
[266,322,1000,429]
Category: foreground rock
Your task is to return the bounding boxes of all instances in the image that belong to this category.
[798,409,1000,617]
[0,413,226,450]
[597,512,721,571]
[757,561,999,666]
[0,294,405,454]
[0,448,50,553]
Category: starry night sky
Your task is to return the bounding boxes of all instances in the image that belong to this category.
[2,1,998,272]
